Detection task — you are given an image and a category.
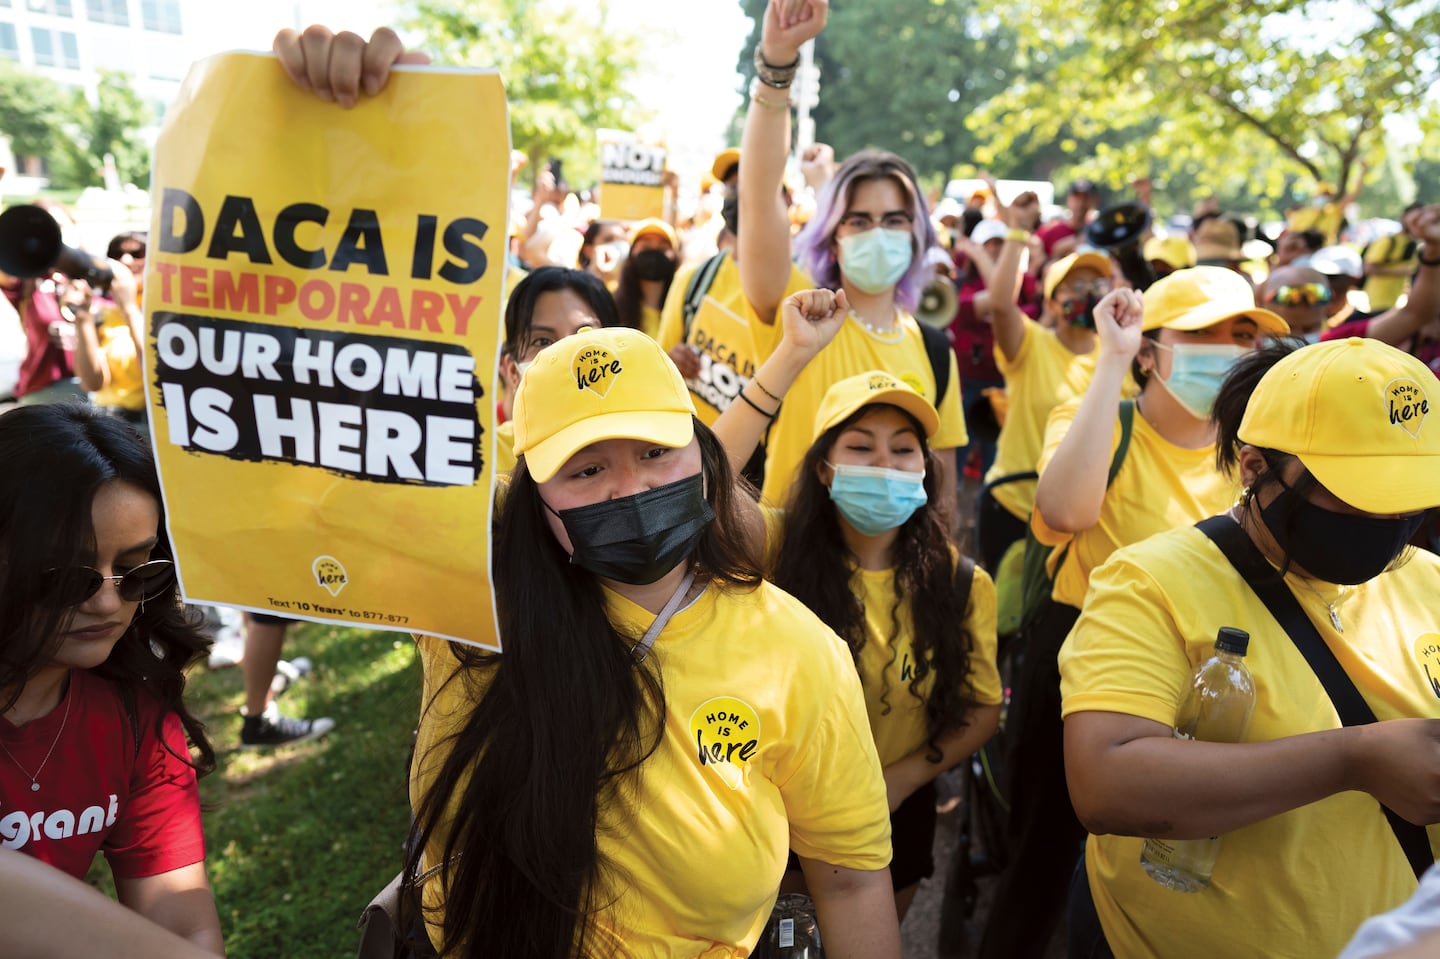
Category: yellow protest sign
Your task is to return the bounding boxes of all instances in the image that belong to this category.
[598,129,666,221]
[145,53,507,649]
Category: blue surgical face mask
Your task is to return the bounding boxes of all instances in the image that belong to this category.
[837,229,914,294]
[1153,342,1248,420]
[826,462,928,535]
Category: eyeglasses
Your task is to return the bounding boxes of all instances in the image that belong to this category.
[839,212,914,233]
[42,560,175,608]
[1059,279,1112,299]
[1266,283,1332,307]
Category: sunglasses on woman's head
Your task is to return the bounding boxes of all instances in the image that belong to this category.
[42,560,176,608]
[1265,283,1333,307]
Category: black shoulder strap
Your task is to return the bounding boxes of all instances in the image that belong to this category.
[953,554,976,617]
[682,251,728,342]
[1196,514,1433,880]
[1109,400,1135,486]
[918,321,951,408]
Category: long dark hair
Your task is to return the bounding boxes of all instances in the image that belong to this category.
[408,421,761,958]
[0,404,215,774]
[502,267,618,362]
[771,404,977,761]
[612,256,675,332]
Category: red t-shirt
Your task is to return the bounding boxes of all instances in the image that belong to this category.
[6,280,71,398]
[1036,220,1079,258]
[0,670,205,881]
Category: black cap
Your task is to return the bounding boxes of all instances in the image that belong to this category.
[1215,627,1249,656]
[1069,178,1099,195]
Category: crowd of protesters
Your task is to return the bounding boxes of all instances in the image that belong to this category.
[2,1,1440,957]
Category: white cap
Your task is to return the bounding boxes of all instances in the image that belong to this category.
[1309,246,1364,280]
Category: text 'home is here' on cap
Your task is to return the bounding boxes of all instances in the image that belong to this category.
[513,327,697,483]
[1239,337,1440,514]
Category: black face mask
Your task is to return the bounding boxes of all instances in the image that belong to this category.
[1260,477,1425,585]
[546,473,714,585]
[631,249,677,283]
[721,193,739,236]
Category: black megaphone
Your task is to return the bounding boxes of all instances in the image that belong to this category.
[1085,202,1155,292]
[0,204,114,291]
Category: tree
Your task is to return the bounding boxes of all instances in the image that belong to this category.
[403,0,646,189]
[734,0,1019,181]
[969,0,1440,216]
[0,63,67,164]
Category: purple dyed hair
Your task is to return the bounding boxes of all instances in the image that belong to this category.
[794,149,938,313]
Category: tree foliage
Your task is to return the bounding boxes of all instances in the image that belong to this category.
[403,0,646,189]
[968,0,1440,215]
[735,0,1019,181]
[0,66,151,190]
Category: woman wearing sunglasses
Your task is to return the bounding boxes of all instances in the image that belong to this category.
[0,405,222,954]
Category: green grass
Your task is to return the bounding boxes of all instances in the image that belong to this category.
[91,622,423,958]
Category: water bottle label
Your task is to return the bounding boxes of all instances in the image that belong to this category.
[779,918,794,948]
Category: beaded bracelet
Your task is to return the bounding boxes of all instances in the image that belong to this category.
[753,47,800,89]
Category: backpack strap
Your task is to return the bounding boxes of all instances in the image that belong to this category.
[681,251,728,343]
[1196,514,1433,881]
[953,554,976,617]
[918,321,952,408]
[1020,400,1136,626]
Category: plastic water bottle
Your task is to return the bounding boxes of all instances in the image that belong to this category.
[1140,627,1256,892]
[752,894,823,958]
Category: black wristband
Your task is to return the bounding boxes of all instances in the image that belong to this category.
[1419,249,1440,267]
[736,389,778,420]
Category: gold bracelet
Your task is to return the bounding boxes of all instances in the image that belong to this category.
[1005,228,1031,243]
[750,91,790,112]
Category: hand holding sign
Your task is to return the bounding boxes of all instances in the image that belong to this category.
[272,25,431,106]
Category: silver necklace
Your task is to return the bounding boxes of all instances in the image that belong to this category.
[0,689,72,792]
[849,309,904,341]
[1293,577,1350,632]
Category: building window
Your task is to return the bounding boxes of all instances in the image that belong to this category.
[0,23,16,59]
[140,0,178,33]
[85,0,126,26]
[30,27,77,67]
[27,0,73,16]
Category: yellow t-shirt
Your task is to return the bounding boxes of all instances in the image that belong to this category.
[1286,202,1346,246]
[640,303,662,341]
[411,580,891,957]
[1059,526,1440,959]
[1032,397,1237,609]
[656,252,812,426]
[983,319,1099,521]
[854,563,1004,767]
[1363,233,1418,312]
[759,313,967,505]
[90,303,144,411]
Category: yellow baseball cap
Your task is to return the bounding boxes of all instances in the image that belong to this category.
[628,217,677,248]
[1239,338,1440,513]
[512,328,697,483]
[1043,251,1113,301]
[1143,234,1197,271]
[711,147,741,183]
[1141,266,1288,336]
[814,371,940,441]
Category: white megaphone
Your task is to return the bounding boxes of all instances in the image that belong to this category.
[915,276,958,329]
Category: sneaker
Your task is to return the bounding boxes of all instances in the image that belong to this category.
[269,657,314,698]
[240,704,335,749]
[204,607,246,669]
